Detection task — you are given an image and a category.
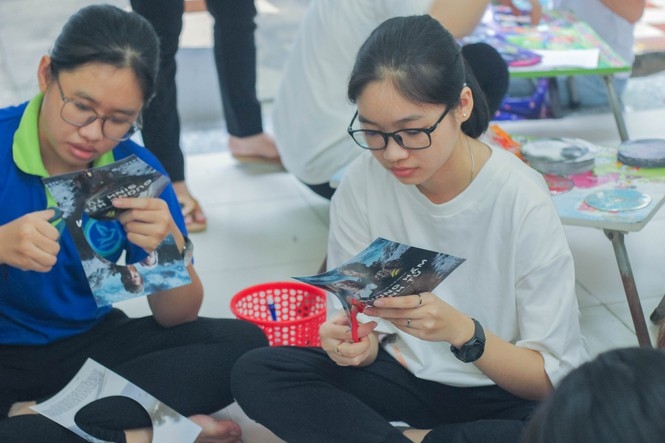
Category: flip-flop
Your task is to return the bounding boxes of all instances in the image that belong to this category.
[179,196,207,234]
[231,153,284,168]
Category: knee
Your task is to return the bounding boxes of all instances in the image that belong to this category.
[197,317,269,351]
[230,347,277,400]
[0,415,76,443]
[231,347,273,382]
[235,320,270,350]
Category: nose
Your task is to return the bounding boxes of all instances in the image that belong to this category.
[382,136,410,162]
[77,117,105,141]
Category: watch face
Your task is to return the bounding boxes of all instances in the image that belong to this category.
[451,319,485,363]
[461,342,485,362]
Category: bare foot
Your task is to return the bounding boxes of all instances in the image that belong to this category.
[403,428,430,443]
[172,181,207,233]
[228,133,280,160]
[8,400,37,417]
[189,414,242,443]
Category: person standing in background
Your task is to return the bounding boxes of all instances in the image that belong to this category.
[270,0,510,200]
[130,0,281,233]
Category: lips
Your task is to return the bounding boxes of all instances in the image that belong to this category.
[390,167,417,179]
[68,142,98,161]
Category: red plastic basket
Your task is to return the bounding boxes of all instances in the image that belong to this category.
[230,281,327,347]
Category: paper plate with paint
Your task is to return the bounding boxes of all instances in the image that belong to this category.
[521,138,599,176]
[617,139,665,168]
[584,189,652,212]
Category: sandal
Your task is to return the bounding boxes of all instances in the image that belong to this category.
[178,195,207,234]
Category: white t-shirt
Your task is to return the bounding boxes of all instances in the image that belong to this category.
[272,0,433,185]
[328,146,588,388]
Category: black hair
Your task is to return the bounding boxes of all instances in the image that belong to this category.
[49,4,160,104]
[522,347,665,443]
[347,15,490,138]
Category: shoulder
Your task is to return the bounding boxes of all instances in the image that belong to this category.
[0,103,27,161]
[0,102,27,131]
[487,146,550,194]
[336,153,394,200]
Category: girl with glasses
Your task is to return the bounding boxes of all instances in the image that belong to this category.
[0,5,267,442]
[232,15,586,442]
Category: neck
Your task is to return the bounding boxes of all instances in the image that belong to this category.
[419,135,477,204]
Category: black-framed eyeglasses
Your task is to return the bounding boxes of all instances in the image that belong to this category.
[347,106,451,150]
[54,77,142,142]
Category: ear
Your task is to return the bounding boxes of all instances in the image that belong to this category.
[37,56,53,93]
[457,85,474,122]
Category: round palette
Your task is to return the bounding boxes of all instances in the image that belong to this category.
[544,174,574,195]
[521,138,599,175]
[617,138,665,168]
[584,189,652,212]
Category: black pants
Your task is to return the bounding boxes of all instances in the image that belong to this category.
[231,346,537,443]
[130,0,264,182]
[305,181,337,200]
[0,309,268,442]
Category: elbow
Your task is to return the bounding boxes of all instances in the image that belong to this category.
[626,12,644,24]
[619,8,644,24]
[619,3,646,23]
[531,382,554,401]
[531,374,555,401]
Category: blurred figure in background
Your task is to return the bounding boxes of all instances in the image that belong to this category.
[271,0,509,200]
[131,0,281,233]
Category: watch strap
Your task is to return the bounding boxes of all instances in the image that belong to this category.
[450,318,485,363]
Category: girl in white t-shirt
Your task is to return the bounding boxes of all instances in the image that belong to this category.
[232,15,587,443]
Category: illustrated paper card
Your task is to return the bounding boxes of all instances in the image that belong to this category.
[295,237,465,313]
[31,359,202,443]
[42,155,191,306]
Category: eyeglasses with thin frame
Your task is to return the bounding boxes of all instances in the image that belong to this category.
[54,77,142,142]
[347,106,451,150]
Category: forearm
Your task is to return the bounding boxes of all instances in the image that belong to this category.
[601,0,645,23]
[147,266,203,326]
[430,0,492,38]
[475,332,553,400]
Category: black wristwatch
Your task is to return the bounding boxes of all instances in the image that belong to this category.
[181,236,194,267]
[450,318,485,363]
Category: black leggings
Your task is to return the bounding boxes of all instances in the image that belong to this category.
[0,309,268,442]
[231,346,537,443]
